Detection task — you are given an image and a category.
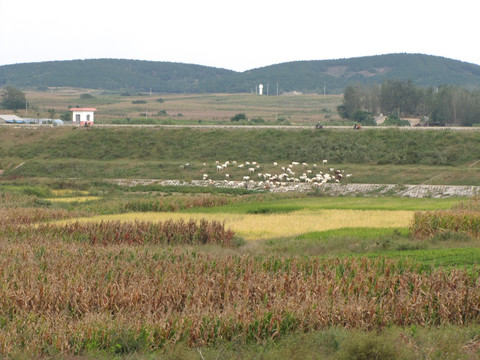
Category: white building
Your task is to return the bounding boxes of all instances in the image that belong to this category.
[70,108,97,126]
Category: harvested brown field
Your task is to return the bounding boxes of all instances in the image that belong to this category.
[0,246,478,354]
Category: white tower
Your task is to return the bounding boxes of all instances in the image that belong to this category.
[259,84,264,95]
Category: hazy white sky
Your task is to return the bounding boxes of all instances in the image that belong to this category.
[0,0,477,72]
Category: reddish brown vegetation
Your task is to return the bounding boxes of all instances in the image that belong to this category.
[36,219,235,246]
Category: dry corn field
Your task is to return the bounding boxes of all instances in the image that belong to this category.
[1,198,480,356]
[411,210,480,239]
[0,243,479,354]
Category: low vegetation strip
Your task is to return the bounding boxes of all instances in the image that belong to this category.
[411,210,480,239]
[35,219,235,246]
[0,207,84,226]
[0,249,478,354]
[44,196,101,203]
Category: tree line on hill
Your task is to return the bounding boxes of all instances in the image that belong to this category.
[338,79,480,126]
[2,54,480,94]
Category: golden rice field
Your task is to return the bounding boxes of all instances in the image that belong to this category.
[65,209,414,240]
[45,196,101,203]
[50,189,90,196]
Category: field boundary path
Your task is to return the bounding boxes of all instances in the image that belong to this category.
[107,179,480,198]
[3,123,480,131]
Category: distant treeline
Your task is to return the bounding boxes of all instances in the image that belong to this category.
[339,79,480,126]
[2,54,480,94]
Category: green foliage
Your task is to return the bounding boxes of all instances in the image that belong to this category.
[380,79,421,116]
[383,114,411,126]
[21,186,52,198]
[230,113,247,122]
[132,100,147,104]
[47,108,55,119]
[80,93,94,99]
[342,84,362,118]
[1,86,26,110]
[339,333,397,360]
[337,104,348,119]
[276,117,290,124]
[59,110,71,122]
[352,110,376,125]
[341,79,480,126]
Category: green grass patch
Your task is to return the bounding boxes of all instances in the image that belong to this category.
[261,226,480,269]
[363,247,480,269]
[0,184,53,198]
[296,227,409,241]
[186,196,464,214]
[3,127,480,185]
[261,227,410,258]
[122,184,261,195]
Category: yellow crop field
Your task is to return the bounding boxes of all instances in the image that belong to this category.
[50,189,90,196]
[45,196,100,203]
[66,209,414,240]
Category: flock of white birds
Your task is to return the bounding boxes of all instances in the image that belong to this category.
[181,160,352,188]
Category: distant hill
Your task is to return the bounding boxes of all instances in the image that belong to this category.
[1,54,480,94]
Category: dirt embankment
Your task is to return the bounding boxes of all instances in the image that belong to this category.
[108,179,480,198]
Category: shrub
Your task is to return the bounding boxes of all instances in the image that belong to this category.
[352,110,376,126]
[340,333,397,360]
[383,114,411,127]
[22,186,52,198]
[230,113,247,122]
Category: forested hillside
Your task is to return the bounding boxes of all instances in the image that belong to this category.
[1,54,480,93]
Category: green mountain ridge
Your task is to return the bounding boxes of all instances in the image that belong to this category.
[1,53,480,94]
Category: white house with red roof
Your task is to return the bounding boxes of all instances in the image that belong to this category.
[70,107,97,126]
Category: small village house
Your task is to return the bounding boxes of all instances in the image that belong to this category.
[70,107,97,126]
